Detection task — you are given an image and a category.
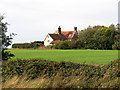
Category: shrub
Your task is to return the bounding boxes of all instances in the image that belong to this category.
[2,59,120,88]
[33,41,44,44]
[12,42,44,49]
[54,41,71,49]
[2,49,14,60]
[12,43,30,49]
[112,41,120,50]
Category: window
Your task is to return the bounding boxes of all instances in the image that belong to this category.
[48,40,50,42]
[69,34,72,37]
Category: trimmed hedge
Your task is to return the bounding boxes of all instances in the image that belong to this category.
[2,59,120,88]
[12,43,30,48]
[12,42,44,49]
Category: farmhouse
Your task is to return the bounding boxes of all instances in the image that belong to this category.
[44,26,78,46]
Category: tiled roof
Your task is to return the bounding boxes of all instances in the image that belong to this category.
[49,31,75,40]
[49,34,66,40]
[48,31,77,44]
[61,31,74,39]
[50,40,60,44]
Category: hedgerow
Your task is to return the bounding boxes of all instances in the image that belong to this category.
[2,59,120,88]
[12,42,44,49]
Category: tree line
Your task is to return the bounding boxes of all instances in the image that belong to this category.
[53,24,120,50]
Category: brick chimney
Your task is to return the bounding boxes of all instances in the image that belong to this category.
[74,27,77,32]
[58,26,61,34]
[74,27,78,35]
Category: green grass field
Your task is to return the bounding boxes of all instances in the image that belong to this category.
[8,49,119,64]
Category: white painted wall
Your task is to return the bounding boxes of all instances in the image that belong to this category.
[44,34,53,46]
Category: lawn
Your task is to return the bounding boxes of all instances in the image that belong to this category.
[8,49,119,64]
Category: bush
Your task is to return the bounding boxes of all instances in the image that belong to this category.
[54,40,85,49]
[54,41,71,49]
[12,42,44,49]
[112,41,120,50]
[2,49,14,60]
[12,43,30,49]
[2,59,120,88]
[33,41,44,44]
[74,40,84,49]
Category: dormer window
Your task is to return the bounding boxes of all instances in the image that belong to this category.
[69,34,72,37]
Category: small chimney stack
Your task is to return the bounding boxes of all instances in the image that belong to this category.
[74,27,77,31]
[58,26,61,34]
[74,27,78,35]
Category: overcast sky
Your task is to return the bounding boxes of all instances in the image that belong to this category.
[0,0,119,46]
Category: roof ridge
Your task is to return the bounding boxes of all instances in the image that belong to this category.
[62,31,74,32]
[48,33,54,34]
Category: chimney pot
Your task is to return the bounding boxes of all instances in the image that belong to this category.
[58,26,61,34]
[74,27,77,31]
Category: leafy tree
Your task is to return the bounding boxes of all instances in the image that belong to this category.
[112,41,120,50]
[112,34,120,50]
[0,15,15,60]
[78,25,118,50]
[78,26,99,49]
[99,25,118,49]
[53,24,119,50]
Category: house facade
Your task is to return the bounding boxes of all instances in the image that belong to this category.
[44,26,78,46]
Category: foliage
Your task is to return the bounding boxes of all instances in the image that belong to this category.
[53,24,120,50]
[2,49,14,60]
[12,42,44,49]
[33,41,44,44]
[12,43,30,48]
[54,41,71,49]
[0,15,15,60]
[112,41,120,50]
[112,35,120,50]
[77,25,118,50]
[2,59,120,88]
